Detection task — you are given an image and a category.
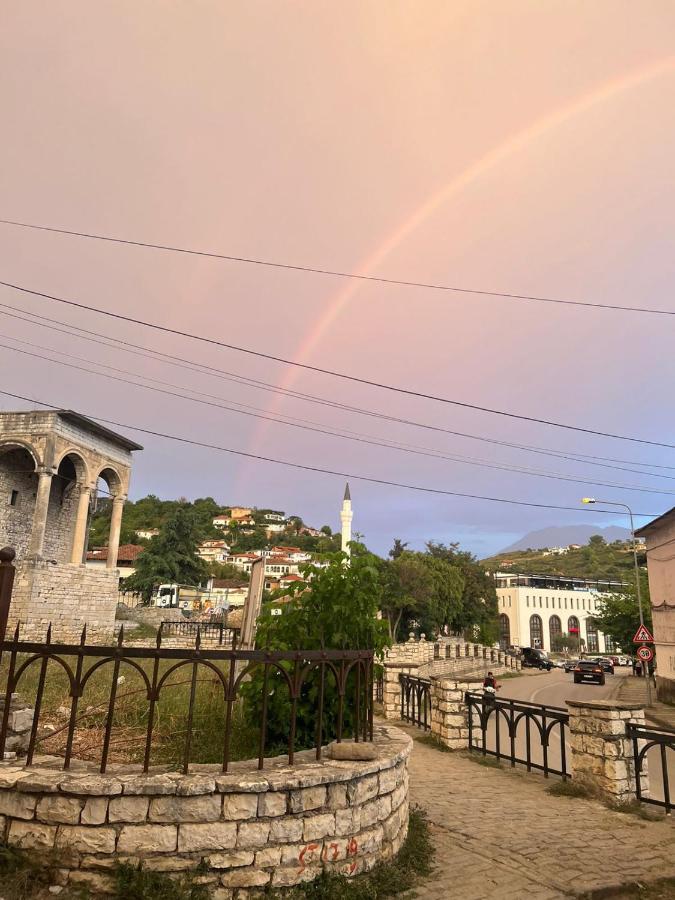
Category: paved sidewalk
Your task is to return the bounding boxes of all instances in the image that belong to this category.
[613,676,675,730]
[401,726,675,899]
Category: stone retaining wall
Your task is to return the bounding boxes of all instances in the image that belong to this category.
[0,725,410,896]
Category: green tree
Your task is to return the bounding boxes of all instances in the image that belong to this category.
[592,577,652,653]
[426,542,499,644]
[243,545,390,751]
[389,538,408,559]
[207,562,249,582]
[123,509,209,602]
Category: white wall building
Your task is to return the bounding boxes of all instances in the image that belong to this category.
[494,572,624,653]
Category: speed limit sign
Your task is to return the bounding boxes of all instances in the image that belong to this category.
[637,645,654,663]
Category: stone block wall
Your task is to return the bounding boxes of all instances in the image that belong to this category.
[0,724,410,895]
[567,700,648,803]
[9,561,119,643]
[429,678,481,750]
[0,695,34,757]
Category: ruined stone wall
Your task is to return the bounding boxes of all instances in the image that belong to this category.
[0,461,36,560]
[9,561,119,642]
[0,725,410,895]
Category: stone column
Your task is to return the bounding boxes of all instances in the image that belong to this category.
[430,678,476,749]
[567,700,648,804]
[106,496,125,570]
[28,469,53,558]
[70,485,91,564]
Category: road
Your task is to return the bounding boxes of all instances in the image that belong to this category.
[472,667,673,807]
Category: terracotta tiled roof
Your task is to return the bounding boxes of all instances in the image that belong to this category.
[86,544,144,563]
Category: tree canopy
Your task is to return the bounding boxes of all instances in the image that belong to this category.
[123,508,209,602]
[591,575,652,654]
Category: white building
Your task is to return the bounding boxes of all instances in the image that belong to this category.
[494,572,624,653]
[197,540,230,563]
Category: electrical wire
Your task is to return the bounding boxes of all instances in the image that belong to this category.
[0,388,664,519]
[1,217,674,316]
[1,279,674,449]
[2,301,675,477]
[3,335,675,497]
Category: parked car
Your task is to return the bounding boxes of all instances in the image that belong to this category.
[573,660,605,685]
[590,657,614,674]
[617,655,631,667]
[563,659,579,673]
[521,648,554,671]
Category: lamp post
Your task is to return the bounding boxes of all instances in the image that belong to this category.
[581,498,651,705]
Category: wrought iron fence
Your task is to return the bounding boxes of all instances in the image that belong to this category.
[399,673,432,731]
[465,691,570,779]
[627,721,674,814]
[160,621,234,644]
[0,624,374,775]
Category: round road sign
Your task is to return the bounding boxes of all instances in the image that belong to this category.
[637,645,654,663]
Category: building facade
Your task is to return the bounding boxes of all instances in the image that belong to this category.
[636,507,675,702]
[494,572,620,653]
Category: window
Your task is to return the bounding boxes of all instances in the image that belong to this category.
[530,614,543,649]
[586,619,599,654]
[568,616,580,643]
[9,490,18,507]
[526,597,529,607]
[549,615,562,651]
[499,614,511,650]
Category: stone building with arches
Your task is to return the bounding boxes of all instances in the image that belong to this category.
[494,571,621,654]
[0,409,141,641]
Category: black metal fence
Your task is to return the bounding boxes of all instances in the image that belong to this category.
[400,673,432,731]
[160,621,234,645]
[465,691,570,779]
[0,624,374,775]
[627,721,674,814]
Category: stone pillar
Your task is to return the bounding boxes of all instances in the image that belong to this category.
[70,485,91,564]
[430,678,475,749]
[106,496,125,570]
[28,469,53,558]
[567,700,648,804]
[383,664,407,720]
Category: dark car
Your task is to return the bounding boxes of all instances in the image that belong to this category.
[573,660,605,686]
[563,659,579,673]
[521,648,554,671]
[590,657,615,674]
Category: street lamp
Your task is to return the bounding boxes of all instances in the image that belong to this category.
[581,498,651,704]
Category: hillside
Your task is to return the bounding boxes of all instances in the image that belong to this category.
[481,535,645,582]
[499,524,630,553]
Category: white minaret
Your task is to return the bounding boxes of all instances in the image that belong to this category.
[340,482,353,557]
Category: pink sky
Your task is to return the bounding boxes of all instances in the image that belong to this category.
[1,2,674,555]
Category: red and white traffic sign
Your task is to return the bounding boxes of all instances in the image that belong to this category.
[632,624,654,644]
[637,645,654,663]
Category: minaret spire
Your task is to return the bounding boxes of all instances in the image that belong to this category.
[340,482,353,558]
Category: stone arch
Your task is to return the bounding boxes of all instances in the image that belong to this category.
[54,449,91,487]
[96,465,124,498]
[0,438,42,470]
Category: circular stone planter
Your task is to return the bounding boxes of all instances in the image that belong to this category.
[0,724,411,895]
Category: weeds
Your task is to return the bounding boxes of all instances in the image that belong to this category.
[546,780,591,799]
[113,863,210,900]
[460,751,502,769]
[416,734,452,753]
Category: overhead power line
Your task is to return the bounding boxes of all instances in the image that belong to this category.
[1,217,674,317]
[4,333,674,498]
[0,388,663,519]
[2,300,674,478]
[1,279,673,450]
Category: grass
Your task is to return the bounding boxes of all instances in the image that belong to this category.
[546,779,591,799]
[580,877,675,899]
[415,734,452,753]
[264,807,433,899]
[0,652,259,768]
[460,750,502,769]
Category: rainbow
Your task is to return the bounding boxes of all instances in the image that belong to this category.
[242,55,675,480]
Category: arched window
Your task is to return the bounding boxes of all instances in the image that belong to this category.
[568,616,581,649]
[530,614,543,649]
[549,615,562,651]
[586,619,599,653]
[499,614,511,650]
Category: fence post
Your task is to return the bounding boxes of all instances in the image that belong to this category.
[567,700,648,804]
[0,547,16,645]
[430,677,475,749]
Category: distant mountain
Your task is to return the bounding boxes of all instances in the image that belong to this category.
[499,524,630,554]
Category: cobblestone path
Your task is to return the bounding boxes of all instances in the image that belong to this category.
[403,728,675,899]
